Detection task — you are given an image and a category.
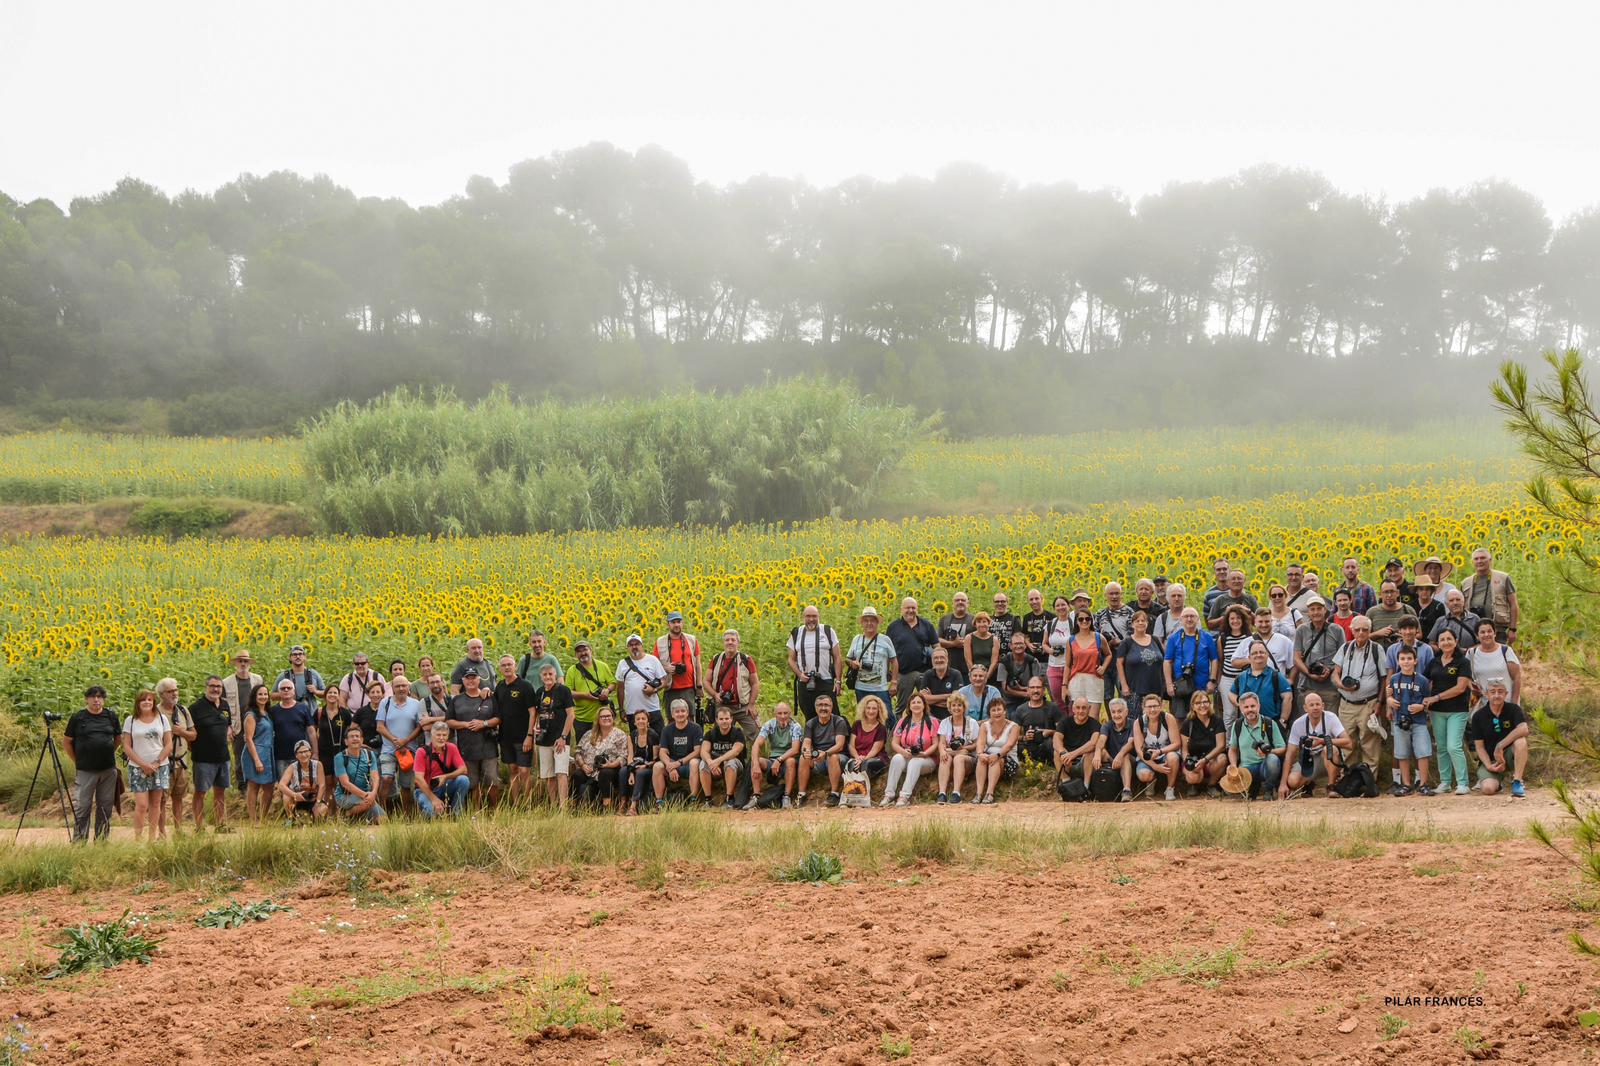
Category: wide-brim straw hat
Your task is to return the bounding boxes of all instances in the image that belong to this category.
[1220,765,1253,795]
[1412,556,1455,580]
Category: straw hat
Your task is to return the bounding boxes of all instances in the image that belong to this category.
[1220,765,1253,795]
[1412,556,1455,580]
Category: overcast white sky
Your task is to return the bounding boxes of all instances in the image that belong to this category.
[4,0,1598,218]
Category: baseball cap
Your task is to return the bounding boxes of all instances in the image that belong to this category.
[574,639,591,650]
[626,633,644,645]
[666,611,684,622]
[289,645,306,655]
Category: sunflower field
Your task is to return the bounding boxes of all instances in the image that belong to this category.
[0,473,1584,723]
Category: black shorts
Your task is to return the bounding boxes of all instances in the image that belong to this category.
[500,739,533,768]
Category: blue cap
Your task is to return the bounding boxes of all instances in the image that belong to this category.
[666,611,684,622]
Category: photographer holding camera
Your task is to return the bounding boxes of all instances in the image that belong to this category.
[787,605,841,722]
[1279,692,1352,798]
[1227,692,1286,799]
[705,629,761,742]
[1292,595,1344,711]
[934,692,979,804]
[1330,616,1389,773]
[654,611,703,719]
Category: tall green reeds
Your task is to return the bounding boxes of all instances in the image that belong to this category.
[301,380,929,534]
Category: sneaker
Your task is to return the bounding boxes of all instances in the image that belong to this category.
[781,795,792,810]
[1164,788,1177,801]
[1390,784,1412,797]
[723,797,736,810]
[935,792,948,805]
[950,792,964,804]
[742,798,757,811]
[895,797,910,808]
[1120,789,1133,803]
[1417,785,1436,797]
[1454,784,1470,796]
[1511,780,1526,798]
[825,792,841,808]
[878,795,895,808]
[795,791,808,808]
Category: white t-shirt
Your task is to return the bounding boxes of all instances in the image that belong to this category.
[1467,644,1519,699]
[786,624,838,680]
[126,713,170,765]
[615,654,668,715]
[1333,640,1386,701]
[1287,712,1346,748]
[1044,619,1074,668]
[937,716,979,745]
[1249,632,1296,675]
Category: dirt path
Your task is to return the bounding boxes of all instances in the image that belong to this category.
[0,837,1591,1064]
[7,789,1578,848]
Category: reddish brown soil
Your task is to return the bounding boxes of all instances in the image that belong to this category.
[0,837,1593,1065]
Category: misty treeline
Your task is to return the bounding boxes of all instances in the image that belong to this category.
[2,142,1595,435]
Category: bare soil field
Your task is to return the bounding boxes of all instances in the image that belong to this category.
[0,816,1594,1064]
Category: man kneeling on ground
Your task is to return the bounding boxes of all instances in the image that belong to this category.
[1470,679,1529,798]
[1228,693,1285,799]
[1279,692,1352,799]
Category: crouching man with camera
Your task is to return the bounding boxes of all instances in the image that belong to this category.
[1279,692,1352,798]
[1227,692,1286,799]
[705,629,761,743]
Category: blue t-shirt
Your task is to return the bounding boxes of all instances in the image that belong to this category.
[957,683,1003,719]
[334,748,377,800]
[376,695,424,755]
[1233,667,1292,721]
[1100,719,1135,758]
[267,700,315,762]
[1389,672,1432,729]
[1164,630,1219,689]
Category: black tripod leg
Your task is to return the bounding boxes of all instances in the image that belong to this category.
[13,737,52,842]
[47,740,76,840]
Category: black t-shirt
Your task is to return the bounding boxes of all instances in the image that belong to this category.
[659,722,704,763]
[1056,717,1100,758]
[66,708,121,772]
[706,726,744,760]
[493,678,538,746]
[631,728,659,764]
[938,613,975,674]
[990,612,1019,650]
[187,697,233,764]
[1013,701,1062,737]
[1425,655,1473,715]
[1021,611,1052,656]
[533,684,576,746]
[354,704,380,749]
[918,668,965,718]
[804,714,850,756]
[1469,703,1527,754]
[448,692,497,761]
[1117,636,1167,699]
[1182,714,1225,759]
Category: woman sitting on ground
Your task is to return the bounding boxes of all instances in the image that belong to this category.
[881,693,939,807]
[623,708,658,816]
[936,692,978,804]
[413,721,470,817]
[241,682,276,826]
[1132,693,1181,801]
[972,699,1019,805]
[575,707,630,811]
[276,739,327,822]
[123,688,172,843]
[1180,690,1228,796]
[848,695,890,782]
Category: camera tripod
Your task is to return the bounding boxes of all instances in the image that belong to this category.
[14,713,77,844]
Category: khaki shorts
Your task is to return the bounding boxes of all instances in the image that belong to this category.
[465,757,500,790]
[536,745,571,779]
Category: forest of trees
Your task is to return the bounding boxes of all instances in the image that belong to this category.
[1,142,1595,434]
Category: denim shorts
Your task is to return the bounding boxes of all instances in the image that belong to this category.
[1393,721,1433,760]
[193,761,230,792]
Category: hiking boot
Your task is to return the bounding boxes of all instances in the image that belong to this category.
[935,792,948,805]
[742,798,757,811]
[1511,780,1526,798]
[723,797,737,810]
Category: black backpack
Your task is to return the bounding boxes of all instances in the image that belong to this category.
[1058,778,1090,802]
[1089,766,1123,802]
[754,780,787,809]
[1331,761,1379,798]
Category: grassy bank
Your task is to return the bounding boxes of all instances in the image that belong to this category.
[0,808,1517,896]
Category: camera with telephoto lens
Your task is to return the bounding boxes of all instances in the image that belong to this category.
[42,711,63,723]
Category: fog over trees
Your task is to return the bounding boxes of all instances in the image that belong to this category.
[2,142,1594,433]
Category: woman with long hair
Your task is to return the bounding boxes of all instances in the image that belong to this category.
[1217,604,1254,731]
[1044,596,1074,705]
[881,693,939,807]
[1424,628,1475,795]
[122,689,172,842]
[240,682,276,826]
[575,706,630,811]
[848,695,890,783]
[1065,609,1110,714]
[972,699,1019,804]
[623,708,658,816]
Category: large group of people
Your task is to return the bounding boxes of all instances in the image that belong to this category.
[57,548,1532,840]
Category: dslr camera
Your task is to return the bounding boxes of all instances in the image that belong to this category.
[949,736,967,750]
[804,670,822,692]
[1183,755,1202,771]
[719,688,737,706]
[42,711,64,723]
[672,662,688,676]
